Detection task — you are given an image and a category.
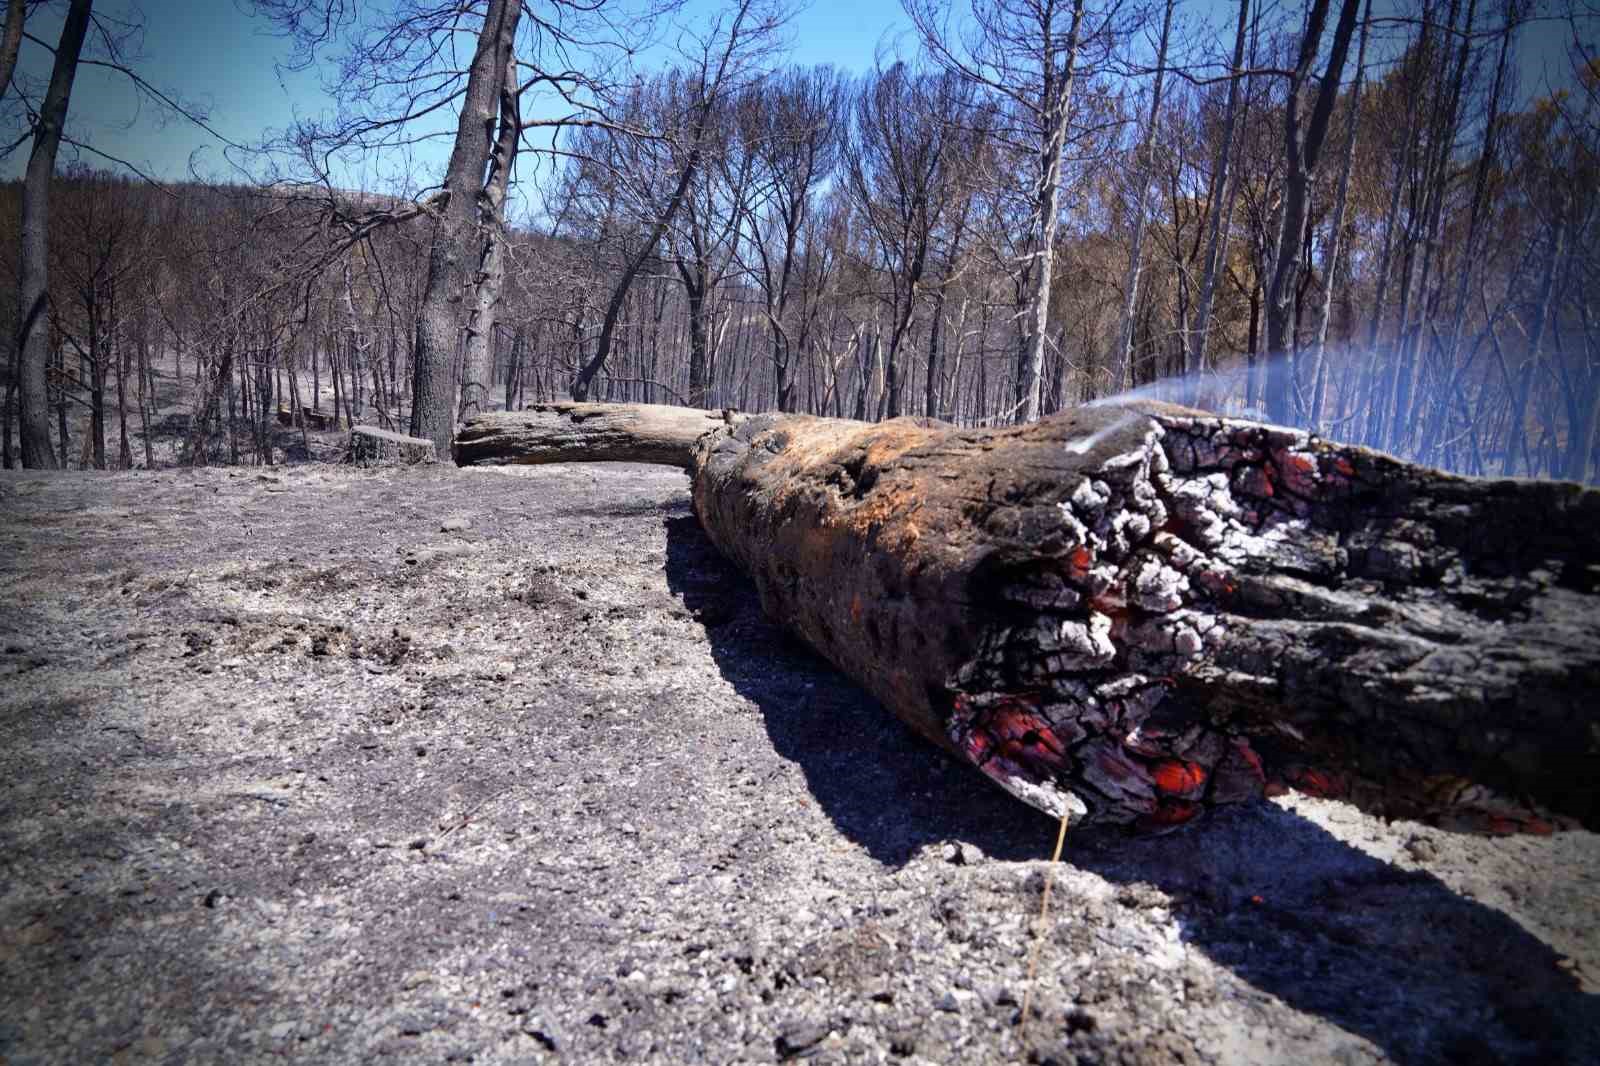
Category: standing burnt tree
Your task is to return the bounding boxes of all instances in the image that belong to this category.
[567,0,786,404]
[738,67,845,414]
[248,0,686,452]
[841,64,969,421]
[5,0,227,468]
[907,0,1127,424]
[12,0,93,468]
[1261,0,1361,426]
[670,70,755,409]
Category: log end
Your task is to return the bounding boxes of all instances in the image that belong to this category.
[690,403,1600,834]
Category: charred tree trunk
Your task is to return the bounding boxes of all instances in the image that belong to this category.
[0,0,26,108]
[573,104,713,404]
[1013,0,1085,425]
[460,403,1600,832]
[1189,0,1250,377]
[1112,0,1174,394]
[1263,0,1362,425]
[409,0,520,452]
[459,43,520,423]
[16,0,92,469]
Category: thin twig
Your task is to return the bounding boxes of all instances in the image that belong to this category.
[1019,810,1070,1044]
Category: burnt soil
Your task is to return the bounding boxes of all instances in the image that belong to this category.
[1,460,1596,1065]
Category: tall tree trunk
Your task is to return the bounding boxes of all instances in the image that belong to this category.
[1419,4,1516,462]
[54,336,69,466]
[409,0,520,451]
[136,314,153,468]
[2,336,15,468]
[1263,0,1361,426]
[505,323,525,411]
[222,352,236,463]
[854,330,877,423]
[459,45,520,422]
[1111,0,1174,394]
[16,0,93,468]
[115,296,132,469]
[338,267,363,427]
[884,280,919,421]
[0,0,26,106]
[1563,301,1600,483]
[287,351,310,453]
[332,330,347,430]
[89,301,106,470]
[1389,0,1476,456]
[1502,209,1568,476]
[1305,0,1370,432]
[1190,0,1251,376]
[573,144,705,402]
[682,274,712,409]
[1358,118,1419,449]
[1246,282,1261,410]
[188,342,233,466]
[774,342,794,414]
[569,0,770,408]
[926,289,947,420]
[1016,0,1085,425]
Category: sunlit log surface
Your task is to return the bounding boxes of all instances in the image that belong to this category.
[455,402,740,470]
[462,402,1600,831]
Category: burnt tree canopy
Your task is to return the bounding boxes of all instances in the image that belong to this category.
[460,402,1600,832]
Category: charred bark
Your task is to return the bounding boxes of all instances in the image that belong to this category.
[409,0,520,452]
[461,402,1600,832]
[16,0,93,469]
[456,402,741,470]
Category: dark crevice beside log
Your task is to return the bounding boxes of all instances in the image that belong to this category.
[460,402,1600,832]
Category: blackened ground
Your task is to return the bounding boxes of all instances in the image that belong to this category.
[0,462,1596,1065]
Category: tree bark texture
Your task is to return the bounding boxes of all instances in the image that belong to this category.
[409,0,520,453]
[1189,0,1251,377]
[456,402,741,470]
[16,0,93,469]
[461,402,1600,832]
[1263,0,1362,425]
[1014,0,1084,425]
[1111,0,1173,395]
[458,45,520,423]
[698,407,1600,832]
[0,0,26,108]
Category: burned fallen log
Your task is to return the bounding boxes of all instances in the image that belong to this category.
[454,402,741,470]
[460,403,1600,831]
[347,426,437,466]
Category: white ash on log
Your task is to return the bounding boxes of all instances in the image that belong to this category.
[459,402,1600,832]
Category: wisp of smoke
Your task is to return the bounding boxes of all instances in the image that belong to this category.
[1075,344,1590,482]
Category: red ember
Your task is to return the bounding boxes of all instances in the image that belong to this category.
[1150,759,1208,797]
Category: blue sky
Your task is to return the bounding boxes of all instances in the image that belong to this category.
[0,0,1584,185]
[1,0,915,183]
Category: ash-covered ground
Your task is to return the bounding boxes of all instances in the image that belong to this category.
[1,461,1596,1065]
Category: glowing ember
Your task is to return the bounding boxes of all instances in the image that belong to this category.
[1150,759,1208,798]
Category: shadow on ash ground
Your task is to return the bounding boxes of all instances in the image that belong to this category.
[1,461,1596,1065]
